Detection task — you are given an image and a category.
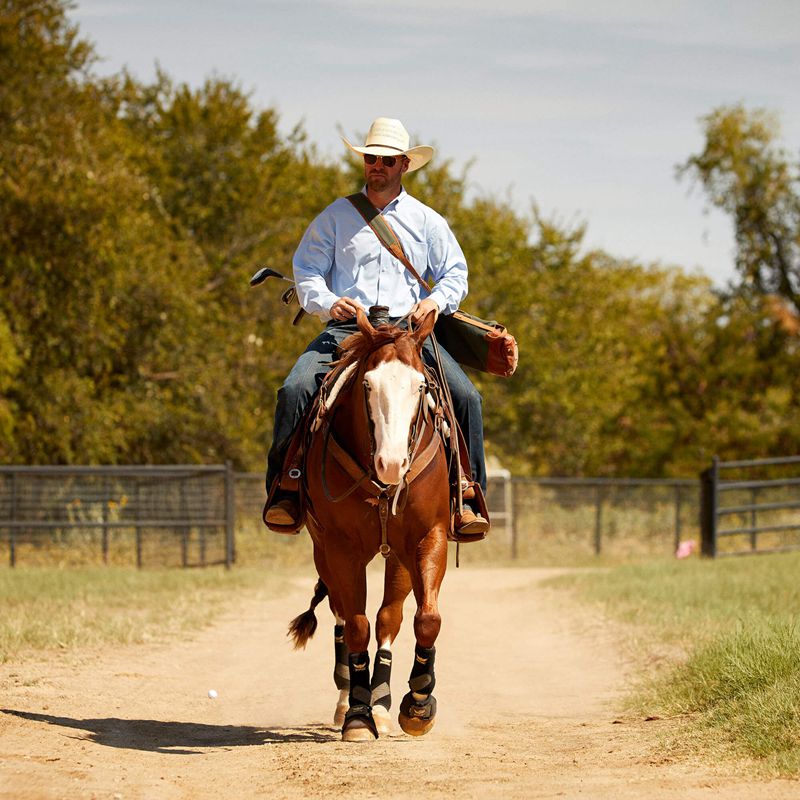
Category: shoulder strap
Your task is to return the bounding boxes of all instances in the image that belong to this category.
[345,196,465,513]
[346,193,429,293]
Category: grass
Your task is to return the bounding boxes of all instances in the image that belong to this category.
[0,564,285,662]
[550,551,800,775]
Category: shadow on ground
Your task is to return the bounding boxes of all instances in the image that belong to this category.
[1,708,337,754]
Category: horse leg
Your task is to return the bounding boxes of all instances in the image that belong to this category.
[399,527,447,737]
[310,547,351,727]
[326,554,377,742]
[371,554,413,734]
[332,613,350,727]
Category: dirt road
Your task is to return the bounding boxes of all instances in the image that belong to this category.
[0,566,795,799]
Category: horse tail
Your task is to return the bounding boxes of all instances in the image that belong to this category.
[287,578,329,650]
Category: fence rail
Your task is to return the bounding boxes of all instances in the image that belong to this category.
[1,464,707,567]
[700,456,800,557]
[0,465,235,568]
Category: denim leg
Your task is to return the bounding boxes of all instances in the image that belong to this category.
[422,342,487,493]
[265,323,357,488]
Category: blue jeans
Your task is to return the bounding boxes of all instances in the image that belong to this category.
[266,320,487,492]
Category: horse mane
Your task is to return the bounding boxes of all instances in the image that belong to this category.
[335,325,417,369]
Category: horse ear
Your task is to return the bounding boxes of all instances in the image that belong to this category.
[355,307,376,341]
[412,308,438,350]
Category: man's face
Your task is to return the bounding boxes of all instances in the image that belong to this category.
[364,154,409,194]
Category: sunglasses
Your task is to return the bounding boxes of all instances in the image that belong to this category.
[364,154,401,167]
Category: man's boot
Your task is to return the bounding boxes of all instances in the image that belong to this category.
[265,491,302,528]
[455,502,489,536]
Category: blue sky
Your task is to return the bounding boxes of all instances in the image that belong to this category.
[73,0,800,285]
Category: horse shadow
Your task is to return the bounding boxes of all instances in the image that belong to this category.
[1,708,338,754]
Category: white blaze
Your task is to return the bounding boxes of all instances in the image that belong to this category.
[364,360,425,485]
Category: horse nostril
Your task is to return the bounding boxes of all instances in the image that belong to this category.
[401,458,409,472]
[377,456,387,474]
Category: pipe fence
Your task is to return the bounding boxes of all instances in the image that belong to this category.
[2,465,704,567]
[700,456,800,557]
[0,465,235,568]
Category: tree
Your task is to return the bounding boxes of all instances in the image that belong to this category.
[680,105,800,315]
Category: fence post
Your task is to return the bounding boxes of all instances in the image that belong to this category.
[102,476,110,565]
[594,485,603,555]
[700,458,718,558]
[9,471,17,568]
[750,487,758,551]
[674,484,682,552]
[179,480,189,568]
[225,462,235,569]
[135,478,143,569]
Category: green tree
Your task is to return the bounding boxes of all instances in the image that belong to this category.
[114,73,352,467]
[680,105,800,315]
[0,0,205,462]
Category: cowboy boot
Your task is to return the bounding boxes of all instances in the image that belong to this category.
[265,491,302,527]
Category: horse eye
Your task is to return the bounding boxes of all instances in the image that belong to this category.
[363,380,371,392]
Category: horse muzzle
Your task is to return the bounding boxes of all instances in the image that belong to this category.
[374,453,410,486]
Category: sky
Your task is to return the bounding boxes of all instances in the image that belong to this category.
[72,0,800,286]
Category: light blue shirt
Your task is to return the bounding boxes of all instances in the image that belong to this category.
[293,188,468,321]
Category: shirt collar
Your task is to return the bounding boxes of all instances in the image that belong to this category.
[360,186,407,211]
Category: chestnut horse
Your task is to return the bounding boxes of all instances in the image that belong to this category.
[288,307,451,742]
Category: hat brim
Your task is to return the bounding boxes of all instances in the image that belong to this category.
[342,137,434,172]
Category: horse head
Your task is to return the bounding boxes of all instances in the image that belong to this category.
[353,307,437,486]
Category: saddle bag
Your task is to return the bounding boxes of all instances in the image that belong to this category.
[434,311,518,378]
[346,192,518,378]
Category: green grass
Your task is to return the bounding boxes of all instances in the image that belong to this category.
[550,552,800,775]
[0,564,283,662]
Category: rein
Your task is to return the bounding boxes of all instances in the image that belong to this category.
[319,358,444,558]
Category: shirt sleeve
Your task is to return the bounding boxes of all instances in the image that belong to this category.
[292,208,340,320]
[425,215,469,315]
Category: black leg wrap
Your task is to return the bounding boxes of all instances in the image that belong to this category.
[343,650,378,738]
[333,624,349,691]
[409,644,436,697]
[398,645,438,736]
[399,691,437,722]
[348,651,372,710]
[370,648,393,711]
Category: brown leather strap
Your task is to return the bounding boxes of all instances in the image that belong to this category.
[346,193,430,293]
[346,191,465,515]
[326,426,441,497]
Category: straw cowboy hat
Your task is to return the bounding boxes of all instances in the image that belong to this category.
[342,117,434,172]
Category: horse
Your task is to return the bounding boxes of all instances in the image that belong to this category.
[287,306,452,742]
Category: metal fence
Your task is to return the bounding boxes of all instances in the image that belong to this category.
[503,477,699,563]
[235,471,699,563]
[1,464,705,567]
[0,465,235,568]
[700,456,800,558]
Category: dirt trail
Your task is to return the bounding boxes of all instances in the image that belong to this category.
[0,566,795,799]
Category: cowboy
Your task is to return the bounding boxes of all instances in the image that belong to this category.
[264,117,488,537]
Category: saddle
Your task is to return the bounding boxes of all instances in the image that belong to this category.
[263,359,489,543]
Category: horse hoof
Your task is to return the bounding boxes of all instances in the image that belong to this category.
[341,706,379,742]
[334,702,348,727]
[398,711,436,737]
[372,704,392,734]
[342,717,378,742]
[398,693,437,737]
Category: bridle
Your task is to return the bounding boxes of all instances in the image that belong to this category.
[318,348,444,557]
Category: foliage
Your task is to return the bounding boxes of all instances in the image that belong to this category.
[1,3,799,476]
[680,105,800,317]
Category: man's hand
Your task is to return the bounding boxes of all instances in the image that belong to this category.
[410,298,440,326]
[329,297,364,321]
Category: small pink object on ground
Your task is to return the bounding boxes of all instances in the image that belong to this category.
[675,539,697,559]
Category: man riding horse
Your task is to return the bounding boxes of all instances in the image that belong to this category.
[264,117,489,538]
